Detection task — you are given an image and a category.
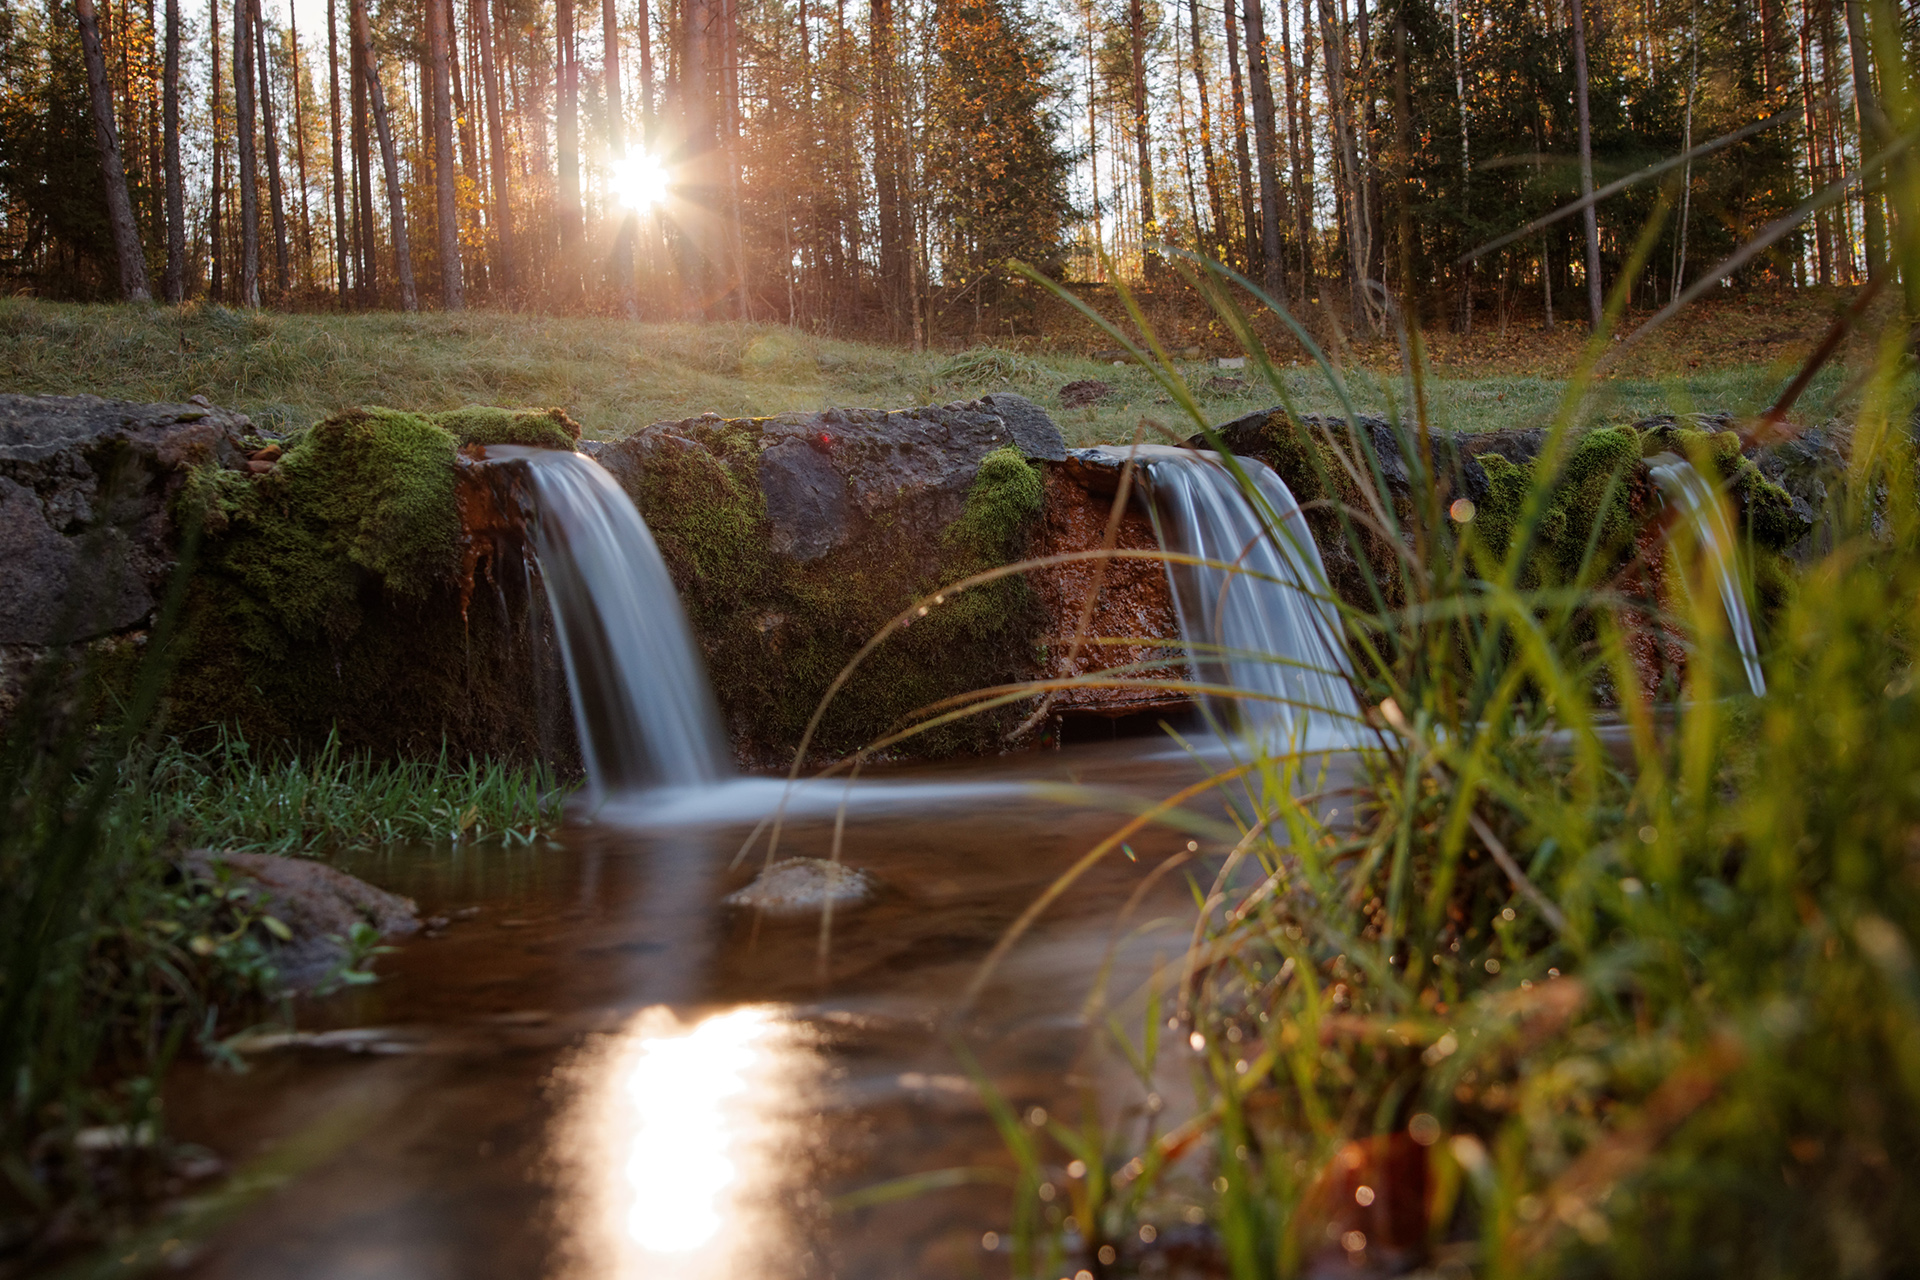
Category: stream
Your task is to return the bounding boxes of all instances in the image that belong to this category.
[165,736,1304,1279]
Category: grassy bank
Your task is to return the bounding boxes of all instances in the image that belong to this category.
[0,297,1857,445]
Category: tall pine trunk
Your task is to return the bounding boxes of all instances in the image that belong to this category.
[234,0,261,306]
[475,0,514,289]
[354,0,416,309]
[328,0,349,300]
[1128,0,1156,250]
[210,0,223,297]
[1318,0,1367,323]
[1570,0,1601,327]
[1223,2,1255,272]
[252,0,290,295]
[1280,0,1314,289]
[1243,0,1288,304]
[76,0,152,300]
[1844,0,1886,281]
[289,0,314,285]
[428,0,463,307]
[163,0,184,299]
[350,0,375,300]
[1186,0,1225,258]
[603,0,636,316]
[873,0,906,330]
[556,0,582,302]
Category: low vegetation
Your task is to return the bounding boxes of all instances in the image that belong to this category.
[941,249,1920,1274]
[0,295,1862,447]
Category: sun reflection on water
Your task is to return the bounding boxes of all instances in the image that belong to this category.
[562,1004,808,1279]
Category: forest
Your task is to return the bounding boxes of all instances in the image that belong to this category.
[0,0,1899,339]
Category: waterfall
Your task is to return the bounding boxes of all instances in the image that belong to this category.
[1647,454,1767,697]
[1095,446,1360,745]
[488,446,730,796]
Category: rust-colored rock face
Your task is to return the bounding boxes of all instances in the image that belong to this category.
[1028,461,1187,719]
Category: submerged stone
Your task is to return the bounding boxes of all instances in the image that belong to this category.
[723,857,878,915]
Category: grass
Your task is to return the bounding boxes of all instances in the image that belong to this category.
[0,296,1864,447]
[143,731,572,857]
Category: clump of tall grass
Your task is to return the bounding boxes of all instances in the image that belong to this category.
[143,730,571,856]
[870,29,1920,1271]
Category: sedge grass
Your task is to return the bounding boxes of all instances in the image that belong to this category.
[785,17,1920,1271]
[142,731,572,857]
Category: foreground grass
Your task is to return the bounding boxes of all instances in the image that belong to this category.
[0,297,1857,446]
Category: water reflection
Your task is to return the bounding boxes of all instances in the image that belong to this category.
[564,1004,814,1279]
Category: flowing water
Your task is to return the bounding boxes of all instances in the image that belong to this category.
[157,446,1383,1277]
[1647,455,1768,697]
[165,739,1273,1280]
[489,446,731,796]
[1086,446,1361,747]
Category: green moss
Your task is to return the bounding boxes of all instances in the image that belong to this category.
[429,406,581,451]
[165,405,560,762]
[1639,426,1806,554]
[1468,428,1642,586]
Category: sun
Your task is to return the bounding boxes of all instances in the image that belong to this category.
[609,150,671,212]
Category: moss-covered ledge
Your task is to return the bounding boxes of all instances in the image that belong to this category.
[588,398,1063,763]
[166,405,581,763]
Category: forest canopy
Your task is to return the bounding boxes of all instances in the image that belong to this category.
[0,0,1899,336]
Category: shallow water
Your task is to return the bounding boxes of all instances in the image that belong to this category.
[167,739,1311,1279]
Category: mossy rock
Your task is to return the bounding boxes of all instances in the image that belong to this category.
[167,405,580,763]
[601,401,1060,762]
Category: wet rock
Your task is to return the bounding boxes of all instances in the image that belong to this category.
[1060,379,1115,408]
[724,857,877,915]
[595,395,1065,566]
[583,397,1061,761]
[180,849,420,991]
[0,394,252,644]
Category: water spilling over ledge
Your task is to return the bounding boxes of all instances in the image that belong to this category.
[481,445,730,797]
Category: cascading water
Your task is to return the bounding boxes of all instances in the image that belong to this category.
[1647,454,1767,697]
[488,446,730,797]
[1093,445,1361,745]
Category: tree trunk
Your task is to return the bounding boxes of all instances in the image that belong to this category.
[1224,0,1254,271]
[557,0,582,301]
[428,0,463,307]
[76,0,152,300]
[234,0,261,306]
[474,0,514,289]
[1672,0,1696,301]
[1452,0,1470,330]
[328,0,349,300]
[252,0,289,295]
[1186,0,1225,258]
[353,0,416,309]
[1318,0,1367,323]
[163,0,184,300]
[1569,0,1601,327]
[1280,0,1313,290]
[872,0,906,329]
[603,0,637,316]
[1129,0,1156,250]
[350,0,375,300]
[1243,0,1289,304]
[1799,0,1827,284]
[1845,0,1886,281]
[289,0,314,284]
[210,0,224,298]
[723,0,747,319]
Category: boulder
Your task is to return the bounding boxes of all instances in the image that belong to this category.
[0,394,253,645]
[178,849,420,992]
